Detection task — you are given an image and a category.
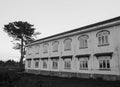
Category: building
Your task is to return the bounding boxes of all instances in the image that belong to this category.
[25,16,120,80]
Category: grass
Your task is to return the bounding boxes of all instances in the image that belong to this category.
[0,68,120,87]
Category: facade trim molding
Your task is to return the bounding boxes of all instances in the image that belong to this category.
[26,58,32,60]
[94,52,113,57]
[50,56,59,59]
[41,57,49,59]
[61,55,73,59]
[33,58,40,60]
[75,54,90,58]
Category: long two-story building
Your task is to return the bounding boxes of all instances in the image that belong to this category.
[25,16,120,80]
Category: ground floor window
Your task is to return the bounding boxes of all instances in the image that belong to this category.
[34,60,39,68]
[42,59,48,69]
[52,59,59,69]
[64,58,71,70]
[98,56,111,70]
[79,57,88,70]
[27,59,31,68]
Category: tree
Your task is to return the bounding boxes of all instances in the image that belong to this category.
[3,21,40,67]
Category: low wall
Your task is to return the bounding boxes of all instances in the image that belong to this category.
[25,69,120,81]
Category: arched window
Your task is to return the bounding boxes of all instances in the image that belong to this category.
[64,38,72,51]
[78,35,89,49]
[96,30,110,46]
[35,44,40,54]
[43,43,49,53]
[52,41,59,52]
[28,46,32,55]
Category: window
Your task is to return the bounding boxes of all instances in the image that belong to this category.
[52,41,59,52]
[78,35,89,49]
[96,30,110,46]
[27,59,31,68]
[52,59,58,69]
[79,57,88,70]
[64,58,71,69]
[43,43,49,53]
[35,45,40,54]
[98,56,111,70]
[28,46,32,55]
[64,38,72,51]
[34,59,39,68]
[42,59,48,68]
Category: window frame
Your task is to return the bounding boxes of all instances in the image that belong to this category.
[79,57,89,70]
[96,30,110,46]
[34,59,39,68]
[27,59,32,68]
[42,59,48,69]
[43,43,49,53]
[64,38,72,51]
[35,44,40,54]
[98,56,111,70]
[78,35,89,49]
[52,41,59,52]
[52,59,59,69]
[64,58,72,70]
[28,46,32,55]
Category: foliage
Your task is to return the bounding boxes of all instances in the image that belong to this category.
[0,60,19,67]
[3,21,40,46]
[3,21,40,65]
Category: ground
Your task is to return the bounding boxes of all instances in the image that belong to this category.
[0,68,120,87]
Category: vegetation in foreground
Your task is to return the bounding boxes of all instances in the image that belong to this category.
[0,67,120,87]
[0,60,120,87]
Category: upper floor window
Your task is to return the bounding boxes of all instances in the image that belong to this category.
[64,38,72,51]
[43,43,49,53]
[78,35,89,49]
[52,41,59,52]
[27,59,31,68]
[96,30,110,46]
[35,44,40,54]
[28,46,32,55]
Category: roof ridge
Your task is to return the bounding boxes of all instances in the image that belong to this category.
[32,16,120,43]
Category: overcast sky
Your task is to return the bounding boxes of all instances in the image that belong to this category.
[0,0,120,61]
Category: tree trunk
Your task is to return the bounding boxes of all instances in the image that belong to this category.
[19,37,24,70]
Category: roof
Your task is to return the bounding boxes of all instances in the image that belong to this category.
[28,16,120,45]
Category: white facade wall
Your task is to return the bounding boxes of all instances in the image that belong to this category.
[25,18,120,78]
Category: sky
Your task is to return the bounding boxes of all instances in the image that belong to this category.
[0,0,120,61]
